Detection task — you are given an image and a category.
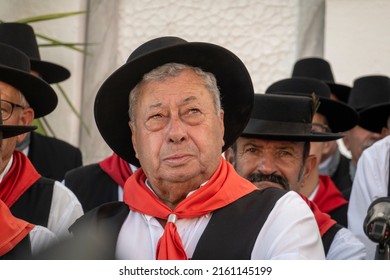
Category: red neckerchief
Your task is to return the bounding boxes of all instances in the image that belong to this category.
[313,175,348,214]
[299,194,336,236]
[0,199,34,256]
[99,153,133,188]
[123,158,257,260]
[0,150,41,207]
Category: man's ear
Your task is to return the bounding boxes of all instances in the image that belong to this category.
[224,147,235,165]
[128,121,138,159]
[16,107,34,143]
[342,131,351,150]
[303,154,317,184]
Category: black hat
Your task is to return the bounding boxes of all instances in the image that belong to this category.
[0,90,36,139]
[0,43,58,118]
[242,94,342,141]
[292,57,351,103]
[349,75,390,133]
[94,36,254,166]
[0,22,70,84]
[265,77,358,132]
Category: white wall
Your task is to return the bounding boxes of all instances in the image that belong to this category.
[82,0,324,163]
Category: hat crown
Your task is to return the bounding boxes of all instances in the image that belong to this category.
[0,23,40,60]
[0,43,31,74]
[251,94,313,123]
[348,75,390,111]
[292,57,335,82]
[266,77,331,98]
[127,37,188,63]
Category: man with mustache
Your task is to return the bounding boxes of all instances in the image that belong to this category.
[225,93,366,259]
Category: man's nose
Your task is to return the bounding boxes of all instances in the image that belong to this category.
[168,115,187,143]
[256,154,275,174]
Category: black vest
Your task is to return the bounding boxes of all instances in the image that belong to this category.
[57,188,287,259]
[64,163,119,212]
[10,177,54,227]
[0,234,32,260]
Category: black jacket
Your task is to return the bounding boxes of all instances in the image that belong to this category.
[28,131,82,181]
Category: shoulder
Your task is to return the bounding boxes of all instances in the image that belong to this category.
[30,225,58,253]
[64,163,102,182]
[31,132,81,154]
[327,227,367,260]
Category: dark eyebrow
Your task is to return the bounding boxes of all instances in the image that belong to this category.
[181,96,198,105]
[148,102,163,110]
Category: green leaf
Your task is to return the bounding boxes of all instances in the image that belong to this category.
[55,83,91,136]
[14,11,86,24]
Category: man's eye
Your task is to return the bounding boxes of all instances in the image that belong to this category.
[188,108,200,114]
[244,147,257,153]
[150,114,162,119]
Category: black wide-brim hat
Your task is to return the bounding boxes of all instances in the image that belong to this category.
[0,124,36,139]
[292,57,351,103]
[0,22,70,84]
[242,94,342,141]
[94,36,254,166]
[359,103,390,133]
[266,77,358,133]
[0,43,58,118]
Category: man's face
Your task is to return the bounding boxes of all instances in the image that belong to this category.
[227,137,307,192]
[0,82,33,172]
[343,125,382,165]
[129,69,225,188]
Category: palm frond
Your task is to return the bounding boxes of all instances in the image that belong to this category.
[55,84,91,136]
[14,11,86,24]
[35,33,90,54]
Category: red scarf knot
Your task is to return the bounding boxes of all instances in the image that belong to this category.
[123,158,257,260]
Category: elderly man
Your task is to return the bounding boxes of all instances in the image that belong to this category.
[343,75,390,182]
[291,57,352,199]
[0,95,57,259]
[0,42,83,238]
[0,22,82,182]
[65,36,324,260]
[225,93,366,259]
[347,83,390,259]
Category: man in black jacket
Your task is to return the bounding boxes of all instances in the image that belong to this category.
[0,22,82,181]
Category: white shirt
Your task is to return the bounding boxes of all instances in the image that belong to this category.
[116,191,325,260]
[308,184,366,259]
[29,225,57,255]
[1,154,84,238]
[348,135,390,259]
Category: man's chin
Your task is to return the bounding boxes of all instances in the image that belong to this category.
[252,181,286,191]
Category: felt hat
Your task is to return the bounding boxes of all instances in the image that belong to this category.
[0,91,36,138]
[265,77,358,132]
[94,36,254,166]
[292,57,351,103]
[242,94,342,141]
[0,43,58,118]
[349,75,390,133]
[0,22,70,84]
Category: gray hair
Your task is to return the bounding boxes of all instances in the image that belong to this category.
[128,63,221,124]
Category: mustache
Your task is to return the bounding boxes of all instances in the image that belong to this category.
[246,172,289,189]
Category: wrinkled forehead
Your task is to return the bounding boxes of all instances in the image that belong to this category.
[238,137,306,150]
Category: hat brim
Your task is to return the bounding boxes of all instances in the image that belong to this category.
[31,60,71,84]
[0,66,57,118]
[1,125,36,139]
[242,118,343,142]
[94,42,254,166]
[315,97,357,132]
[327,83,351,104]
[359,103,390,133]
[266,91,357,132]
